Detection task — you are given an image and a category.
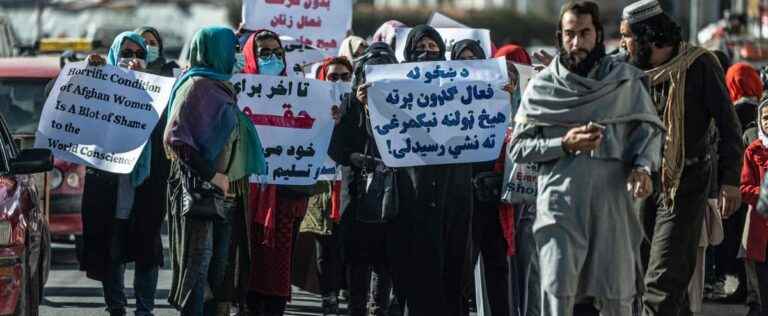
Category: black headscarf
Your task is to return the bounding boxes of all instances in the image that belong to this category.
[352,42,398,90]
[450,39,485,60]
[403,25,446,63]
[134,26,178,76]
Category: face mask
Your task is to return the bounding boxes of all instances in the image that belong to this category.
[413,50,443,62]
[258,55,285,76]
[233,53,245,74]
[146,45,160,63]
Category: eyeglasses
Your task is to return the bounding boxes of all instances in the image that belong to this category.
[258,48,285,59]
[327,72,351,82]
[119,49,147,59]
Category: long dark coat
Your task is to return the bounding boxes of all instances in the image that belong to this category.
[80,115,170,281]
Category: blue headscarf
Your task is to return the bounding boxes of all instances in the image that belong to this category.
[107,31,147,66]
[166,26,237,117]
[105,32,154,187]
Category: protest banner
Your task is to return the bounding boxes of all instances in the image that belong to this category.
[242,0,352,53]
[34,62,174,173]
[281,36,333,78]
[232,74,343,185]
[365,59,509,167]
[393,27,492,62]
[428,12,469,28]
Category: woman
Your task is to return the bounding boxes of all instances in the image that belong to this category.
[372,20,406,49]
[338,36,368,62]
[451,39,512,316]
[292,56,354,315]
[328,43,399,316]
[384,25,475,316]
[243,29,312,316]
[80,31,169,316]
[134,26,179,77]
[165,26,265,316]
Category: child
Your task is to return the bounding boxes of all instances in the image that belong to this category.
[740,99,768,314]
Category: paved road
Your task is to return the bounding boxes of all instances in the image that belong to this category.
[41,242,747,316]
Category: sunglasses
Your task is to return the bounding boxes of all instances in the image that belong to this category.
[119,49,147,59]
[258,48,285,59]
[327,73,351,82]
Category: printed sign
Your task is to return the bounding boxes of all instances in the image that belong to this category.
[34,62,174,173]
[365,59,509,167]
[243,0,352,53]
[232,74,344,184]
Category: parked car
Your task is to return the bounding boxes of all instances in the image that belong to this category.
[0,57,85,249]
[0,114,53,315]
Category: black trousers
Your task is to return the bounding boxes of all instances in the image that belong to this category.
[754,259,768,315]
[641,165,710,316]
[387,203,473,316]
[472,201,511,316]
[348,263,392,316]
[313,232,343,296]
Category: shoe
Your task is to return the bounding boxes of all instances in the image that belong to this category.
[715,282,747,304]
[746,303,761,316]
[339,290,350,303]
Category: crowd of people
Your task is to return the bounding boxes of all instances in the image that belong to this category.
[64,0,768,315]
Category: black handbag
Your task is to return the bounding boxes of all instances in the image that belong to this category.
[356,140,399,223]
[180,164,228,220]
[473,171,503,203]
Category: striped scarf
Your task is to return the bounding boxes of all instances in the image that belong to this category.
[645,43,711,208]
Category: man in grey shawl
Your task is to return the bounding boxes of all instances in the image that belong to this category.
[509,1,665,315]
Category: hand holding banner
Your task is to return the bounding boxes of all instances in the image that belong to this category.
[34,62,174,173]
[365,59,509,167]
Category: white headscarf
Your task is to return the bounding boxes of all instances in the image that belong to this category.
[339,36,367,61]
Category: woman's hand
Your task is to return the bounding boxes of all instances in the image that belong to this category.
[86,54,106,66]
[125,59,145,70]
[211,173,230,197]
[332,105,342,125]
[356,83,371,105]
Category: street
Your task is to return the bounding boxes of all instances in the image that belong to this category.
[42,242,748,316]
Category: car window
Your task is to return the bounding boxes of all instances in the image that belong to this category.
[0,79,50,135]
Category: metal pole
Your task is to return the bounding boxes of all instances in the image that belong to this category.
[690,0,700,44]
[36,0,44,42]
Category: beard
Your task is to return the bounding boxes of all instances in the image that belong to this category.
[629,41,654,70]
[559,43,606,77]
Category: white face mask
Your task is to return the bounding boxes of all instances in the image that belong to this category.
[146,45,160,63]
[233,53,246,73]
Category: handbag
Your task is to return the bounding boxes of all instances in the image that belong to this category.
[356,141,399,223]
[473,171,503,203]
[180,164,227,220]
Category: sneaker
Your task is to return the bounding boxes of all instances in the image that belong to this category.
[322,296,339,316]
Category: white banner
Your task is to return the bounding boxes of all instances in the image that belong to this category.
[281,36,333,78]
[242,0,352,53]
[365,60,509,167]
[232,74,343,185]
[393,27,492,62]
[34,62,174,173]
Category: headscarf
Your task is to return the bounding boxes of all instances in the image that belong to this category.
[372,20,406,47]
[403,25,446,63]
[759,99,768,147]
[243,29,287,75]
[106,32,151,186]
[315,56,353,81]
[134,26,168,71]
[450,39,486,60]
[726,62,764,102]
[494,44,533,65]
[352,42,398,90]
[164,26,238,164]
[106,31,146,66]
[338,36,367,61]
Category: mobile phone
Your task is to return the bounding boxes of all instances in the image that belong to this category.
[587,121,606,130]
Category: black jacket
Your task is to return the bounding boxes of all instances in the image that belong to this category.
[80,115,170,280]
